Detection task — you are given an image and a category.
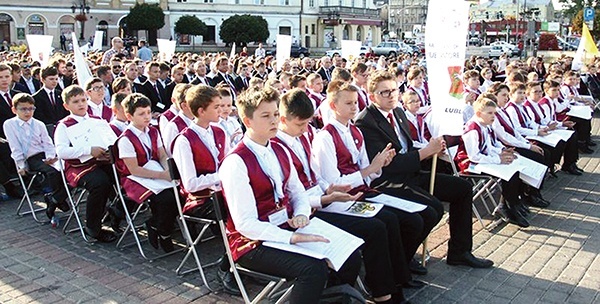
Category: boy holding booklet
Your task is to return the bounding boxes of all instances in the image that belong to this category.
[115,93,178,252]
[274,88,412,304]
[218,86,362,304]
[455,97,530,228]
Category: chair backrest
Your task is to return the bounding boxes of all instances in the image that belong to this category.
[45,123,56,138]
[443,134,462,149]
[108,145,118,165]
[166,158,181,181]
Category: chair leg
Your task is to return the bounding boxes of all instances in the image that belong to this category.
[16,173,48,223]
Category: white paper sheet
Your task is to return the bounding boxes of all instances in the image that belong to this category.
[513,156,547,189]
[467,162,520,182]
[320,201,383,218]
[365,193,427,213]
[567,105,592,120]
[126,160,174,194]
[66,119,117,162]
[263,218,364,271]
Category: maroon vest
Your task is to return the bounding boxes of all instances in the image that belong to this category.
[59,116,102,187]
[224,141,292,261]
[177,126,226,213]
[357,87,368,111]
[322,124,372,196]
[87,104,112,122]
[505,101,530,128]
[171,116,189,133]
[495,109,516,136]
[523,100,542,125]
[115,127,161,203]
[160,109,177,131]
[455,121,496,172]
[110,123,123,136]
[271,135,317,189]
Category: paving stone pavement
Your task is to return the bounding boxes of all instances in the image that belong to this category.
[0,116,598,303]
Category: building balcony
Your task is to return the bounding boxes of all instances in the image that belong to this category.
[319,5,380,19]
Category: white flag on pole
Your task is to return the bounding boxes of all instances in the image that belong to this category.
[25,35,53,67]
[91,31,103,51]
[230,42,236,59]
[276,35,292,72]
[341,40,362,61]
[71,32,93,87]
[425,0,471,137]
[157,39,176,62]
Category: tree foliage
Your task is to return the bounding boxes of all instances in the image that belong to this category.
[219,14,269,46]
[125,3,165,31]
[559,0,600,19]
[175,15,207,36]
[570,8,600,38]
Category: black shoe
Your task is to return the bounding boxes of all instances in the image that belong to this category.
[44,194,57,220]
[578,144,594,154]
[562,164,583,176]
[159,235,174,253]
[4,181,23,199]
[548,167,558,178]
[85,228,117,243]
[587,139,597,147]
[525,195,550,208]
[57,200,70,212]
[402,279,427,289]
[447,252,494,268]
[218,268,241,296]
[575,165,585,173]
[508,208,530,228]
[145,221,159,249]
[409,258,428,275]
[107,206,123,234]
[517,204,530,217]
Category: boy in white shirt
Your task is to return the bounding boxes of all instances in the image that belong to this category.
[217,86,243,148]
[161,83,193,153]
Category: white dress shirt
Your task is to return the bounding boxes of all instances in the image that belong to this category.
[218,116,243,148]
[493,110,531,149]
[158,106,179,131]
[276,131,329,208]
[87,100,108,119]
[109,119,128,133]
[162,112,193,154]
[172,123,228,193]
[312,119,380,189]
[3,116,56,170]
[462,120,503,164]
[504,102,539,137]
[118,125,163,160]
[404,110,428,149]
[218,136,311,244]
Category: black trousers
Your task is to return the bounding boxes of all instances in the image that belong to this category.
[502,173,524,206]
[77,164,115,234]
[379,173,474,258]
[0,144,16,184]
[147,189,179,236]
[570,117,591,142]
[237,244,361,304]
[316,208,409,297]
[26,153,67,203]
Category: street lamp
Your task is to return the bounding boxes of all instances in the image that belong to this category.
[71,0,91,41]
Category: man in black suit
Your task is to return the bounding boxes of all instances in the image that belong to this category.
[190,61,210,86]
[33,66,69,125]
[50,58,72,90]
[354,70,493,268]
[233,62,251,92]
[316,56,333,93]
[210,56,237,100]
[139,61,168,113]
[19,62,41,95]
[0,63,24,198]
[6,63,29,94]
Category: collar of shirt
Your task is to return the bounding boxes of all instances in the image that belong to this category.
[404,110,418,124]
[43,87,53,95]
[87,100,104,111]
[110,119,128,131]
[243,136,284,200]
[17,117,33,127]
[0,90,9,96]
[276,130,312,182]
[177,112,194,126]
[69,113,89,122]
[126,124,152,148]
[329,118,361,162]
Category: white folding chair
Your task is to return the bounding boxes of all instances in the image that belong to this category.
[212,191,293,304]
[14,164,48,223]
[167,159,221,291]
[108,145,182,260]
[57,160,91,242]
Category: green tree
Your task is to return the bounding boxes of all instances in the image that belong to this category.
[219,14,269,46]
[571,9,600,39]
[124,3,165,45]
[175,15,207,50]
[559,0,600,19]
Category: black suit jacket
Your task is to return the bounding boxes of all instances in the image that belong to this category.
[33,88,69,125]
[12,82,29,94]
[354,104,422,188]
[0,90,18,137]
[140,80,169,112]
[210,73,235,89]
[164,81,176,103]
[233,75,249,92]
[19,77,41,94]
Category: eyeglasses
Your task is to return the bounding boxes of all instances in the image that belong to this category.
[17,106,36,112]
[112,65,122,69]
[376,88,399,98]
[90,86,104,92]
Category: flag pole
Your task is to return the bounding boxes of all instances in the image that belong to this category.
[421,154,438,267]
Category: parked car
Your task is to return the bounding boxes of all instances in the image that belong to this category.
[488,45,510,58]
[468,37,482,47]
[490,40,521,56]
[325,46,369,57]
[266,45,310,58]
[372,41,411,57]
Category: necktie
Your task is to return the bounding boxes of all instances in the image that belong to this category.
[4,92,11,107]
[153,84,162,102]
[387,112,396,132]
[49,91,55,106]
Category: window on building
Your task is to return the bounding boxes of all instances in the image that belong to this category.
[204,0,213,3]
[324,0,329,6]
[351,0,355,7]
[309,0,314,7]
[338,0,342,5]
[305,25,308,34]
[362,0,366,8]
[311,24,315,34]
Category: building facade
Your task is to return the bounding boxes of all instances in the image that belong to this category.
[0,0,382,50]
[388,0,428,39]
[469,0,556,23]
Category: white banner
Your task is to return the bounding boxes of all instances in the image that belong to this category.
[425,0,470,137]
[276,34,292,72]
[25,35,53,67]
[156,39,176,62]
[92,31,103,51]
[341,40,362,61]
[230,42,236,59]
[71,32,93,88]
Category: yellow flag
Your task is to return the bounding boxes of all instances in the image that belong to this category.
[581,23,599,55]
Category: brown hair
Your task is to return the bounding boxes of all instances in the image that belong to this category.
[367,70,395,94]
[186,85,221,117]
[236,86,279,121]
